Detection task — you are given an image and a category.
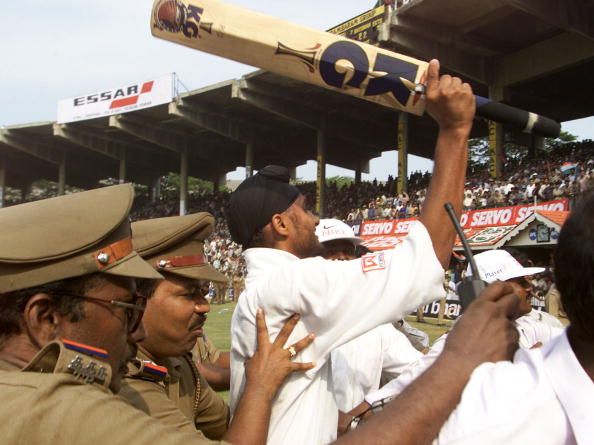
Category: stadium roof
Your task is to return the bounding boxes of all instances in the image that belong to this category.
[1,69,467,191]
[383,0,594,123]
[1,0,593,193]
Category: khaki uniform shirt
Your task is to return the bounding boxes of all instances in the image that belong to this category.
[0,341,223,444]
[120,347,229,440]
[193,335,222,365]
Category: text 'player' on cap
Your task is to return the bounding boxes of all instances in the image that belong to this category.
[466,250,545,284]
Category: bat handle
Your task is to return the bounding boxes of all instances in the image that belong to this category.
[474,95,561,138]
[414,84,560,138]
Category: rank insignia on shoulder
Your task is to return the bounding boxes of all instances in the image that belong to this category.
[67,355,108,385]
[63,339,109,359]
[143,361,168,379]
[128,358,168,382]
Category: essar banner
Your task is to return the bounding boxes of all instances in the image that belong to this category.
[57,73,175,123]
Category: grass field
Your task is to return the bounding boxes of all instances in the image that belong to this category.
[205,302,452,356]
[205,303,236,350]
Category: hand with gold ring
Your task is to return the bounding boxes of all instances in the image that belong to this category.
[244,309,315,402]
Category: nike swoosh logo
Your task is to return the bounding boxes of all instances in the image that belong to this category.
[322,225,335,230]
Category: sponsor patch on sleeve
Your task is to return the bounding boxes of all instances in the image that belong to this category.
[361,252,386,273]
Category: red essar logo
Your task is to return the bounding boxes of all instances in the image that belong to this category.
[109,81,154,109]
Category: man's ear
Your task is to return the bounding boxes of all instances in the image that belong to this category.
[270,212,290,237]
[22,294,62,349]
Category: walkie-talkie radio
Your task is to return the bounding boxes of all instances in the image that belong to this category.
[444,203,487,311]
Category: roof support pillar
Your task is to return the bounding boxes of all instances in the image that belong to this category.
[151,176,161,204]
[289,166,297,182]
[20,181,31,203]
[488,121,504,179]
[180,148,188,216]
[57,152,66,196]
[397,112,409,194]
[529,135,545,160]
[119,148,127,184]
[488,86,505,179]
[0,160,5,208]
[316,115,327,218]
[213,171,226,192]
[245,142,254,178]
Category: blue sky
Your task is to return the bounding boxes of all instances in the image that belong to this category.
[1,1,591,181]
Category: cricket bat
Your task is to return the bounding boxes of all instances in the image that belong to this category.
[150,0,561,138]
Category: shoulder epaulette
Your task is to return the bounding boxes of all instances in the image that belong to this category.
[127,358,168,382]
[63,339,109,359]
[58,339,111,386]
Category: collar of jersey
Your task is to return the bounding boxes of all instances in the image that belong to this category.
[244,248,299,287]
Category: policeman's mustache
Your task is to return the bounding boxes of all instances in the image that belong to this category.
[189,314,207,330]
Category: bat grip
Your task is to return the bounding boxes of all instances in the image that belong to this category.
[474,95,561,138]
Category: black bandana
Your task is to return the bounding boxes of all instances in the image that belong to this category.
[227,165,300,247]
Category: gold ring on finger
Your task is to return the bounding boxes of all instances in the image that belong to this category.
[286,345,297,359]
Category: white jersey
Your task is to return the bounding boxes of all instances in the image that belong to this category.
[435,331,592,444]
[366,334,447,406]
[331,324,422,412]
[516,309,565,349]
[230,223,444,445]
[366,310,565,406]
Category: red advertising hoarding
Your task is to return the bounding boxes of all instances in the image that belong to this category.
[358,199,569,250]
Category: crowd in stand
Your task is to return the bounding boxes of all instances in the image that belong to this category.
[461,142,593,211]
[6,56,594,445]
[125,140,594,301]
[338,141,594,222]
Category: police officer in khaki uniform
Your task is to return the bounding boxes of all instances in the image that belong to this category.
[194,334,224,366]
[0,64,523,443]
[231,270,244,303]
[121,213,231,438]
[0,185,317,445]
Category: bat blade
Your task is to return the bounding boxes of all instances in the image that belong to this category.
[150,0,428,115]
[150,0,561,137]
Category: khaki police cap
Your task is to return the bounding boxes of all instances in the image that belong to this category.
[0,184,163,293]
[132,213,227,283]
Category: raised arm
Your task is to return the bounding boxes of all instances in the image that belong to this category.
[418,59,476,267]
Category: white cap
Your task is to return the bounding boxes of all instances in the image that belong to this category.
[315,219,362,246]
[467,250,545,283]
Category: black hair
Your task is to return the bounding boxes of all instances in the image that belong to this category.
[554,192,594,338]
[245,228,267,250]
[0,274,98,346]
[136,278,161,300]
